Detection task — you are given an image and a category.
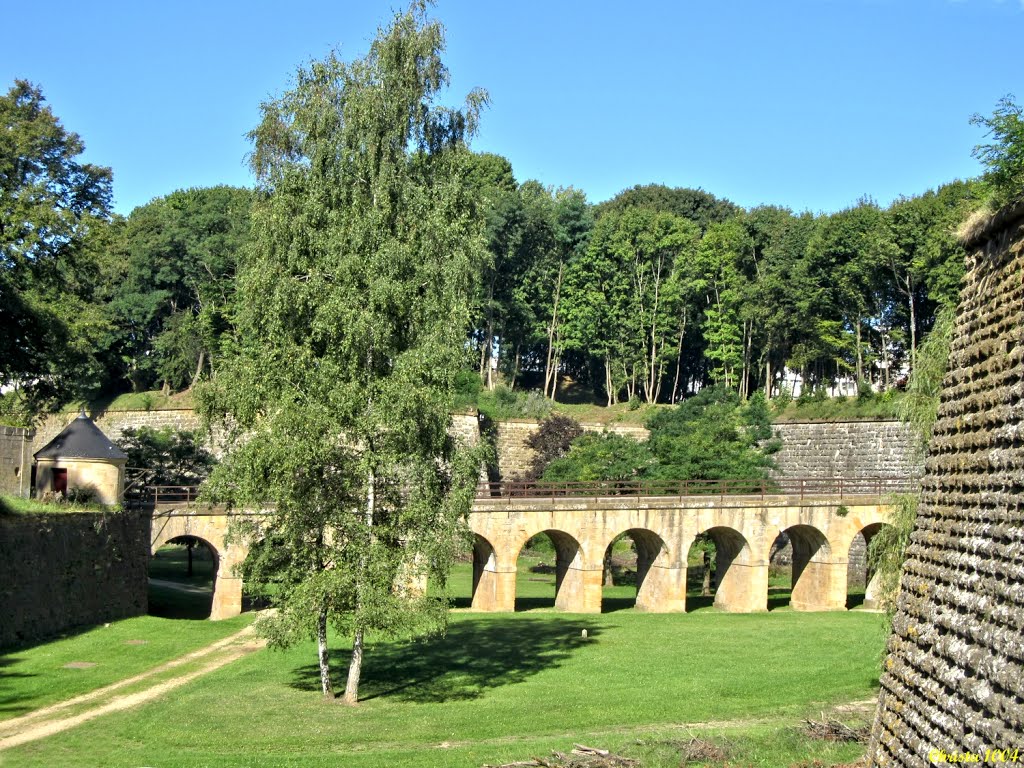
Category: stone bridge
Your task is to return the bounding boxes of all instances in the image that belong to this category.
[144,478,906,620]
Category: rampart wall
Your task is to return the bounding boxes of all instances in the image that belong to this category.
[868,203,1024,764]
[0,512,149,648]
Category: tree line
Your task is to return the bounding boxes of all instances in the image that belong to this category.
[5,78,1009,422]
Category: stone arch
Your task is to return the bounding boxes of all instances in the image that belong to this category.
[148,513,244,620]
[600,528,684,613]
[848,522,889,609]
[149,534,220,619]
[780,524,840,611]
[688,526,763,613]
[513,528,594,612]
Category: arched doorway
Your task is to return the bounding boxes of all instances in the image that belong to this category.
[772,525,835,611]
[148,535,219,619]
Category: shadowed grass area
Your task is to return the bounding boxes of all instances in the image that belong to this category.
[3,605,887,767]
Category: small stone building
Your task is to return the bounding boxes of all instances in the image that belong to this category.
[33,412,127,506]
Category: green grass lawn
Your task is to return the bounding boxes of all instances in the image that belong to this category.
[0,614,251,722]
[2,551,889,767]
[2,607,886,767]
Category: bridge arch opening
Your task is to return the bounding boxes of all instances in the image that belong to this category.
[600,529,672,613]
[771,525,834,611]
[148,535,218,619]
[686,526,753,612]
[847,522,890,610]
[514,530,584,612]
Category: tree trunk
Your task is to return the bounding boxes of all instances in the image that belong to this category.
[190,349,206,387]
[186,540,194,577]
[342,627,363,704]
[509,345,521,390]
[908,287,917,371]
[856,319,863,384]
[701,550,712,597]
[318,602,334,700]
[603,549,614,587]
[604,357,614,406]
[344,461,375,705]
[544,261,564,399]
[671,314,687,404]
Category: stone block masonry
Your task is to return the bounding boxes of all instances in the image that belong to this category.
[0,512,149,648]
[771,421,923,481]
[0,426,33,498]
[868,202,1024,764]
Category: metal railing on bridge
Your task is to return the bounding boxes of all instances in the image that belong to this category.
[124,475,918,510]
[474,476,918,501]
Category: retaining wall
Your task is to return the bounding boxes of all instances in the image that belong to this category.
[868,203,1024,764]
[0,512,149,648]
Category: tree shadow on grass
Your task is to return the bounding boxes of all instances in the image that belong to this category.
[289,616,605,703]
[0,656,37,717]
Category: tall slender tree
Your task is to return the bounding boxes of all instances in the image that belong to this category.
[198,2,487,704]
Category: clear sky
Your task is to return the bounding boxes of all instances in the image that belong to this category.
[3,1,1021,216]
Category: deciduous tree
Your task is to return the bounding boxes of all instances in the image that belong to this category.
[198,2,486,704]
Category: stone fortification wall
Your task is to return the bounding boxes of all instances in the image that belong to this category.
[0,426,33,497]
[32,409,206,457]
[0,512,149,648]
[771,420,923,480]
[17,409,924,484]
[491,418,922,482]
[492,419,650,480]
[868,203,1024,764]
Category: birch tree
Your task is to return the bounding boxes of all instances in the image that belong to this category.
[198,1,486,704]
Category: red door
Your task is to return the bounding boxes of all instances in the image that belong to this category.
[53,468,67,496]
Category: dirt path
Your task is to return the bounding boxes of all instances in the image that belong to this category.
[0,625,265,752]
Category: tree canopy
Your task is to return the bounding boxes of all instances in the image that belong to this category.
[197,1,487,704]
[0,80,114,415]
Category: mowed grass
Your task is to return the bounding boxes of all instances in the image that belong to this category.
[0,614,251,722]
[3,554,888,768]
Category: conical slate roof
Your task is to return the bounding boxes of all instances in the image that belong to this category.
[34,412,128,461]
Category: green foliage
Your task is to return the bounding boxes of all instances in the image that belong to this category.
[867,494,919,615]
[478,386,553,420]
[594,184,741,232]
[116,426,216,485]
[542,431,655,483]
[108,185,253,392]
[521,414,583,481]
[645,386,778,482]
[971,95,1024,207]
[897,303,954,447]
[0,80,114,416]
[197,2,487,702]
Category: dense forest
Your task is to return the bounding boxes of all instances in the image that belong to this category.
[2,78,1021,423]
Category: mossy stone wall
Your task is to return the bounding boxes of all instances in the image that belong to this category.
[869,203,1024,764]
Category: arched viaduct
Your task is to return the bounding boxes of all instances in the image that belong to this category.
[144,479,900,620]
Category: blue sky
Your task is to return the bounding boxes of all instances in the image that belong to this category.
[3,1,1021,216]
